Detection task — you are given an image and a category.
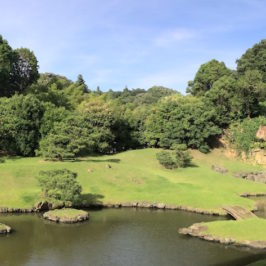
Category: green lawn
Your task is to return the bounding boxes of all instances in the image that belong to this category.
[0,148,265,213]
[201,217,266,241]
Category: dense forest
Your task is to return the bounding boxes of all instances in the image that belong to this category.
[0,35,265,160]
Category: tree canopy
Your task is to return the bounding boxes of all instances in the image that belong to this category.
[0,35,265,160]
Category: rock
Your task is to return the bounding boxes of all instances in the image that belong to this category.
[34,201,50,212]
[0,223,11,234]
[121,202,133,207]
[233,171,266,184]
[138,201,152,208]
[43,208,89,223]
[211,165,228,174]
[154,203,166,209]
[256,125,266,141]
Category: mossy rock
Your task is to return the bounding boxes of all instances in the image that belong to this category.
[43,208,89,223]
[0,223,11,234]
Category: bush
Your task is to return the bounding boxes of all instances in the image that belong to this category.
[0,158,5,163]
[156,151,176,169]
[175,146,193,168]
[37,169,82,204]
[156,145,192,169]
[229,116,266,155]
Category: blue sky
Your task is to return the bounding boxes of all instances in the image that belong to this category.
[0,0,265,93]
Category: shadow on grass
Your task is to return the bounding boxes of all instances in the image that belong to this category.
[185,162,198,168]
[74,158,121,163]
[78,193,105,209]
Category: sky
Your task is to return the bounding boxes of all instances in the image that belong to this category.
[0,0,265,93]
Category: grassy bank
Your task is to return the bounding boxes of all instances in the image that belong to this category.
[203,217,266,242]
[0,148,265,213]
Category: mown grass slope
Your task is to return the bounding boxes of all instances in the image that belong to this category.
[0,148,265,213]
[202,217,266,241]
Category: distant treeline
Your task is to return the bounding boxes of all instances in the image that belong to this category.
[0,35,265,160]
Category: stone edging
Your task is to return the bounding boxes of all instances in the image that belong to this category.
[1,192,265,215]
[241,192,266,197]
[82,202,226,216]
[179,223,266,250]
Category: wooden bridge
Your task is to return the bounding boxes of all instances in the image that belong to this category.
[223,206,257,220]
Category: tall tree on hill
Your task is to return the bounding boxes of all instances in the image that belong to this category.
[187,59,232,96]
[11,48,39,93]
[236,70,266,118]
[0,35,15,97]
[237,39,266,82]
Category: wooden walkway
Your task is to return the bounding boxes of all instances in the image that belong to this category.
[223,206,257,220]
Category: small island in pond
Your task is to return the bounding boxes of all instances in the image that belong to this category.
[43,209,89,223]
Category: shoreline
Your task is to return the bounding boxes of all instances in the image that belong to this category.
[179,222,266,250]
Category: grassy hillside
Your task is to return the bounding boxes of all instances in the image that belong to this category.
[0,148,265,212]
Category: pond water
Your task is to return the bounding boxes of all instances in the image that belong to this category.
[0,209,265,266]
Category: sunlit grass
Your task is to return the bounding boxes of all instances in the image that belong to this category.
[0,148,265,213]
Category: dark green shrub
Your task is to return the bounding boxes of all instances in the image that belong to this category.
[37,169,82,204]
[175,147,193,168]
[156,145,192,169]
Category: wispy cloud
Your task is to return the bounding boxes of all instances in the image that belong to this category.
[154,28,196,47]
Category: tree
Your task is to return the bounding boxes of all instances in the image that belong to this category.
[37,114,93,160]
[187,59,232,96]
[236,70,266,118]
[76,74,89,93]
[0,35,15,97]
[0,94,44,156]
[11,48,39,92]
[38,169,82,204]
[204,75,238,127]
[145,95,221,151]
[237,39,266,82]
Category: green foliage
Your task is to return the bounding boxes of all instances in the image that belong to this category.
[187,59,232,96]
[237,39,266,82]
[27,73,85,109]
[156,145,192,169]
[204,75,238,126]
[38,169,82,204]
[38,114,93,160]
[0,36,39,96]
[145,95,221,151]
[0,94,44,156]
[11,48,39,92]
[236,70,266,118]
[228,116,266,155]
[156,151,177,169]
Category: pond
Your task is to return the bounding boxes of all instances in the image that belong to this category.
[0,209,265,266]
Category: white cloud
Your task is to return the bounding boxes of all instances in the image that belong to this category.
[154,28,196,47]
